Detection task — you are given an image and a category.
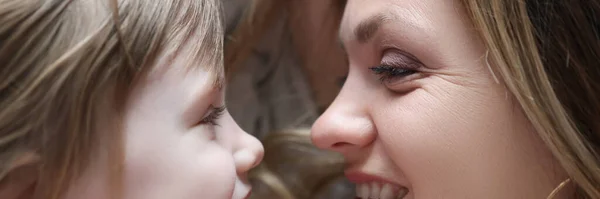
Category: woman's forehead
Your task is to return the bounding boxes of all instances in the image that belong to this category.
[339,1,435,45]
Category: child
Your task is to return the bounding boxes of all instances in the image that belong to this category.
[0,0,263,199]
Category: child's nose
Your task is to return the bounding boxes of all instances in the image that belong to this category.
[233,131,264,174]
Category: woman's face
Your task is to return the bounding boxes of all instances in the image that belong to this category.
[65,52,264,199]
[311,0,567,198]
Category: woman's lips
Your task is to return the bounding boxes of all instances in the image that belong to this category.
[345,170,399,185]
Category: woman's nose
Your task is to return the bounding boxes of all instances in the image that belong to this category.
[310,83,376,154]
[233,128,264,174]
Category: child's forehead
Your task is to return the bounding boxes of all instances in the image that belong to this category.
[141,59,224,101]
[149,50,224,85]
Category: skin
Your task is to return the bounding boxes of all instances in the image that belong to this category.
[64,51,264,199]
[311,0,568,198]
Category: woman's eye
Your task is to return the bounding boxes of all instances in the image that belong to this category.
[369,49,422,85]
[199,105,226,126]
[369,65,418,83]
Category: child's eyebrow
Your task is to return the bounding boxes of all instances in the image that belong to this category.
[213,74,224,91]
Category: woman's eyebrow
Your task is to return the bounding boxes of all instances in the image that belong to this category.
[337,13,390,55]
[342,6,432,45]
[354,12,391,43]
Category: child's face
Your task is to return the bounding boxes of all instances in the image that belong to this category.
[65,55,264,199]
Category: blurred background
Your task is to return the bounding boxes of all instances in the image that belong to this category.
[221,0,353,198]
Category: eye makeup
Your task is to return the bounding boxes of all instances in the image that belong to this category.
[369,49,422,84]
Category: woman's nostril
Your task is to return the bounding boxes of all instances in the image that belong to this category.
[332,142,352,148]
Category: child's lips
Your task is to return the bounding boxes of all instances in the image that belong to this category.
[243,190,251,199]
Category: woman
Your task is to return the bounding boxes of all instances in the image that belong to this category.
[0,0,263,199]
[311,0,600,199]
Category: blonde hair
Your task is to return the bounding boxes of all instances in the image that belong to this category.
[249,129,345,199]
[225,0,349,198]
[0,0,223,198]
[460,0,600,198]
[224,0,345,84]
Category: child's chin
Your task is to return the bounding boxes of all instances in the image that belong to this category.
[231,177,252,199]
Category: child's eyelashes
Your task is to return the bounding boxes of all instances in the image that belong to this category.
[199,105,226,126]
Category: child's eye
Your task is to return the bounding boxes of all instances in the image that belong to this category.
[199,105,226,126]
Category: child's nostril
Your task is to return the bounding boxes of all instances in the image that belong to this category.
[234,149,257,172]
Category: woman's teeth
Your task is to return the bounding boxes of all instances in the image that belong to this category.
[356,182,408,199]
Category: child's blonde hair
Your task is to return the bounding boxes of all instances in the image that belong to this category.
[0,0,223,198]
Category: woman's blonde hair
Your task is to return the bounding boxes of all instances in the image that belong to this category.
[0,0,223,198]
[461,0,600,198]
[249,129,346,199]
[224,0,349,198]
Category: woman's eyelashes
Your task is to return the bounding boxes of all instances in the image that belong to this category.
[199,105,226,126]
[369,49,422,84]
[370,65,417,82]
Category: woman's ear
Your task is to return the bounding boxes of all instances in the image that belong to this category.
[0,152,39,199]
